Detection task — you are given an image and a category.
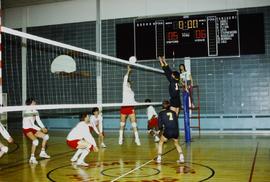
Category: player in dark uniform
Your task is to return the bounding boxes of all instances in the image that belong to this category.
[156,100,184,164]
[159,56,181,116]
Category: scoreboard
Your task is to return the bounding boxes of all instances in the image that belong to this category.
[135,11,240,59]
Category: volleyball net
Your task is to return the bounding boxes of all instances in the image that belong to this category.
[0,26,167,117]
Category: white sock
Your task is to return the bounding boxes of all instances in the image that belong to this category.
[119,130,123,139]
[134,131,140,140]
[72,149,83,160]
[77,149,89,163]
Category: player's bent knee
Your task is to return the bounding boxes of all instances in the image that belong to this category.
[1,146,8,153]
[120,122,125,127]
[131,122,137,128]
[43,134,49,141]
[32,139,39,146]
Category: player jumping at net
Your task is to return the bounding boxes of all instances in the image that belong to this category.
[156,100,184,164]
[119,65,141,146]
[145,99,160,142]
[23,98,50,164]
[0,122,14,158]
[159,56,181,117]
[89,107,106,148]
[67,113,99,167]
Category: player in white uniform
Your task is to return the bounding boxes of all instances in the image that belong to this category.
[89,107,106,148]
[67,113,98,166]
[179,64,195,108]
[145,99,159,142]
[119,65,141,146]
[23,98,50,164]
[0,122,14,158]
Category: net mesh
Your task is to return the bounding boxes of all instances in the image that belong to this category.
[1,27,166,117]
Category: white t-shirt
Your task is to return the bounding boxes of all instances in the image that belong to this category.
[90,114,103,133]
[180,71,191,82]
[22,110,45,130]
[147,106,158,120]
[0,122,11,141]
[67,121,97,147]
[122,74,136,105]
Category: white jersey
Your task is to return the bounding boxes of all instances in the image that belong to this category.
[22,110,45,130]
[90,114,103,133]
[122,73,136,105]
[147,106,158,120]
[0,122,11,141]
[180,71,191,82]
[67,121,97,147]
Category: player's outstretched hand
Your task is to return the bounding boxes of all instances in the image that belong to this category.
[8,137,14,143]
[127,65,131,71]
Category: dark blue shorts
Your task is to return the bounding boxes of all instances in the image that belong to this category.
[170,96,181,107]
[163,129,179,140]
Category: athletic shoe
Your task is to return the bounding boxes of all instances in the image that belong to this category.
[135,139,141,146]
[29,156,38,164]
[156,155,161,163]
[39,151,51,159]
[154,136,160,142]
[119,138,123,145]
[70,156,78,162]
[177,153,185,163]
[76,161,89,167]
[100,143,107,148]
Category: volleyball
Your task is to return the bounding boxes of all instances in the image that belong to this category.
[129,56,137,64]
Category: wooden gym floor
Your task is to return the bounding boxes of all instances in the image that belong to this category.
[0,130,269,181]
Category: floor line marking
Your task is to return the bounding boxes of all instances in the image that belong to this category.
[110,143,185,182]
[249,142,259,182]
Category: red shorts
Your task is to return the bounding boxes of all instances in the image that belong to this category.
[120,106,135,115]
[23,128,38,136]
[66,139,80,150]
[67,139,94,151]
[148,117,158,128]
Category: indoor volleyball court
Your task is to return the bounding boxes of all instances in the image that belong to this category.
[1,1,270,182]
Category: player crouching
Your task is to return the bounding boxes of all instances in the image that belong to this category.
[156,100,184,164]
[67,113,98,167]
[23,98,50,164]
[145,99,159,142]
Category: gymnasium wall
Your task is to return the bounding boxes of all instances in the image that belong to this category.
[2,2,270,131]
[2,6,270,115]
[3,0,270,28]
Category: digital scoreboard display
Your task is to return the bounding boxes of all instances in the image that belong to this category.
[135,11,240,59]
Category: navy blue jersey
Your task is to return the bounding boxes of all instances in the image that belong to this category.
[162,65,180,99]
[158,109,179,134]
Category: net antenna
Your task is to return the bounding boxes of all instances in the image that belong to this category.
[0,26,164,113]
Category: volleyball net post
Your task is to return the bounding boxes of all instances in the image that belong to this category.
[183,90,191,143]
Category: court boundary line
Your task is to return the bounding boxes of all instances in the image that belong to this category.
[249,142,259,182]
[110,143,185,182]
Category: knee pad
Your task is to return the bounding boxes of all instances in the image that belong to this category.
[131,122,137,128]
[1,146,8,153]
[32,139,39,146]
[43,134,49,141]
[120,122,125,127]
